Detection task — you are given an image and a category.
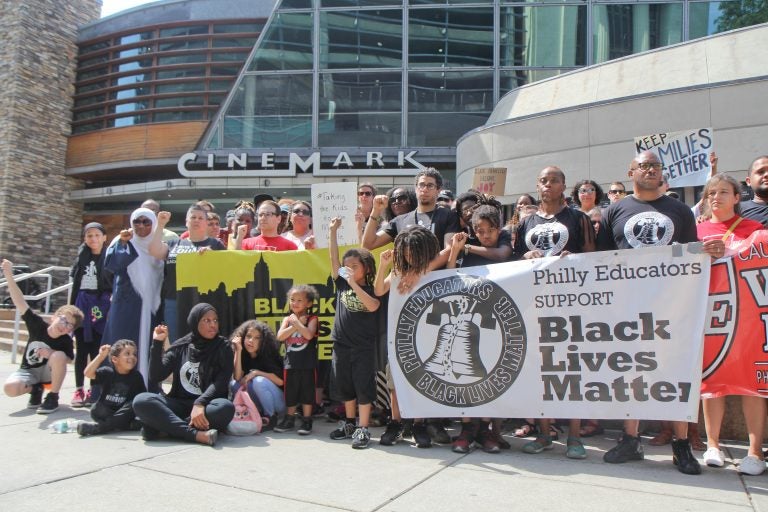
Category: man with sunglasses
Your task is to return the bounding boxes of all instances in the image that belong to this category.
[238,200,298,252]
[2,259,84,414]
[607,182,627,204]
[597,150,719,475]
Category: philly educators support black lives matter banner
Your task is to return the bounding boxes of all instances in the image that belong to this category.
[388,244,711,421]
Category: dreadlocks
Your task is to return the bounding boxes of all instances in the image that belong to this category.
[393,226,439,276]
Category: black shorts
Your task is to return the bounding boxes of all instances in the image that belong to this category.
[284,368,315,408]
[331,344,376,405]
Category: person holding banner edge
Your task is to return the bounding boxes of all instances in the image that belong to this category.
[514,166,595,460]
[697,173,766,475]
[597,150,723,475]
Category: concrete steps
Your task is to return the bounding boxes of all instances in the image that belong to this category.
[0,309,52,355]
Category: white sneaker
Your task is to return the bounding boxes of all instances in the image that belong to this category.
[739,455,766,476]
[703,447,725,467]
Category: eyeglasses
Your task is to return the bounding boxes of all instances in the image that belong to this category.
[358,191,373,197]
[57,315,74,330]
[292,209,311,216]
[390,195,409,204]
[257,212,276,218]
[608,189,626,195]
[416,182,437,190]
[132,218,152,226]
[635,162,665,171]
[578,187,595,194]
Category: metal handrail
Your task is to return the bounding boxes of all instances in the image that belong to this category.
[0,266,73,364]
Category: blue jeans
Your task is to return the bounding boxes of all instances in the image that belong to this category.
[230,376,286,417]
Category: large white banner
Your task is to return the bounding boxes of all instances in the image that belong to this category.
[388,244,711,421]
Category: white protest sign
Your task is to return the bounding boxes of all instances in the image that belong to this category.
[311,182,358,249]
[634,127,714,188]
[388,244,710,420]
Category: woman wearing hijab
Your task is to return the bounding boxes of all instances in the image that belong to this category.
[132,303,235,446]
[102,208,164,386]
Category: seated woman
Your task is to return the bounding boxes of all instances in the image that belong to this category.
[230,320,285,430]
[133,303,234,446]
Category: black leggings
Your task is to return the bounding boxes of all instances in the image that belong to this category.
[132,393,234,442]
[74,328,101,388]
[90,401,136,433]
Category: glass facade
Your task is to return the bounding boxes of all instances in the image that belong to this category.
[72,20,265,133]
[205,0,757,153]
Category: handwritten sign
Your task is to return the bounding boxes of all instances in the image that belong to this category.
[634,127,714,188]
[311,182,359,248]
[473,167,507,196]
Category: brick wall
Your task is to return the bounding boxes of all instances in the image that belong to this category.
[0,1,101,282]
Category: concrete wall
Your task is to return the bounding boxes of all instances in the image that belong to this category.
[456,24,768,200]
[0,0,101,275]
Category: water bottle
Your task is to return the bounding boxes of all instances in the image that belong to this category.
[338,267,350,279]
[51,419,81,433]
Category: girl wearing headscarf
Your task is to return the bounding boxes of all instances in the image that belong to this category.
[132,303,234,446]
[101,208,164,386]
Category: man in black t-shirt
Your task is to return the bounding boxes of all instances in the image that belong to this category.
[739,155,768,226]
[362,168,460,251]
[598,151,720,476]
[2,259,83,414]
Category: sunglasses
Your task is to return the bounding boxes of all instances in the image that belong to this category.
[608,189,625,195]
[390,195,409,204]
[132,218,152,226]
[358,191,373,197]
[578,187,595,194]
[292,209,311,216]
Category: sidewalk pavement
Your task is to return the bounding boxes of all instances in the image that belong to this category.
[0,351,765,512]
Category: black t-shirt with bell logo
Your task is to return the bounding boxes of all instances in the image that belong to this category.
[20,310,74,370]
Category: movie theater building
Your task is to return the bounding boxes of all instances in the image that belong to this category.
[0,0,764,268]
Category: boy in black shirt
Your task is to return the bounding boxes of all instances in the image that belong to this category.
[78,340,146,436]
[2,259,83,414]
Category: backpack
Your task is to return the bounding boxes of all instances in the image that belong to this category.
[226,387,262,436]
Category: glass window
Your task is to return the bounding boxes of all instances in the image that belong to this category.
[278,0,313,8]
[112,114,150,127]
[112,87,152,100]
[116,59,153,73]
[158,53,208,65]
[320,10,403,69]
[77,67,108,81]
[74,94,106,108]
[593,3,683,63]
[155,96,206,108]
[112,74,153,87]
[214,23,263,34]
[116,46,155,59]
[222,73,313,147]
[79,40,110,55]
[159,39,208,52]
[410,0,492,4]
[73,122,103,134]
[212,37,257,48]
[155,111,205,122]
[689,1,751,39]
[409,8,494,67]
[79,54,110,68]
[110,101,149,114]
[408,70,493,146]
[159,25,208,38]
[248,12,313,71]
[318,72,402,146]
[76,81,108,94]
[156,68,206,80]
[500,5,587,67]
[210,79,235,91]
[156,82,206,94]
[118,32,154,46]
[211,51,250,61]
[74,109,104,121]
[499,68,573,93]
[211,65,242,76]
[322,0,401,6]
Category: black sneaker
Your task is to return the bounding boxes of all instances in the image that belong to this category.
[261,413,278,432]
[603,434,644,463]
[297,418,313,436]
[427,422,451,444]
[672,439,702,475]
[77,421,102,437]
[412,423,432,448]
[273,415,296,433]
[330,420,356,440]
[36,392,59,415]
[380,420,404,446]
[352,427,371,449]
[128,419,143,431]
[27,383,43,409]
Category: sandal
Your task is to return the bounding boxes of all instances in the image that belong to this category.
[549,423,563,441]
[514,421,537,438]
[579,421,604,438]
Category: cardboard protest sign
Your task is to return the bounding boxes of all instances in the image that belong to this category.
[634,127,713,188]
[311,182,358,249]
[472,167,507,196]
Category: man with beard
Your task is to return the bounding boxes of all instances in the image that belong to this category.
[740,155,768,225]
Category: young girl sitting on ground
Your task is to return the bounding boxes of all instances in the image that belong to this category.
[328,217,381,449]
[77,340,146,436]
[275,285,319,435]
[231,320,285,431]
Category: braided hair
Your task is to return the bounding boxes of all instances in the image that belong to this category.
[393,225,439,276]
